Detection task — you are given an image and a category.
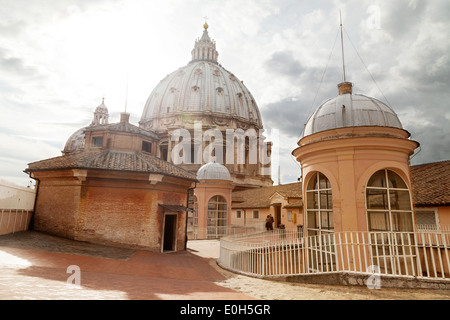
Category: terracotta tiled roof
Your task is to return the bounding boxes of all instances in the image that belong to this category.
[26,150,197,181]
[87,121,159,140]
[411,160,450,207]
[232,182,302,209]
[283,199,303,209]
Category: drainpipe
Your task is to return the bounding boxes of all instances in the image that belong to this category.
[24,171,39,231]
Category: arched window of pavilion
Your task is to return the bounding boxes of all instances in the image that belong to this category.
[207,195,227,239]
[186,192,198,239]
[365,169,413,232]
[306,172,333,237]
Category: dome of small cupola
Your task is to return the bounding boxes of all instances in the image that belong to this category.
[303,82,403,137]
[139,23,263,128]
[196,162,232,181]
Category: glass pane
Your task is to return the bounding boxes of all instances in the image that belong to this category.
[307,211,319,229]
[217,202,227,212]
[319,173,330,189]
[207,210,215,219]
[217,218,226,227]
[368,170,386,188]
[387,171,407,189]
[366,189,388,209]
[208,202,216,210]
[389,190,411,210]
[306,191,318,209]
[308,229,318,237]
[320,190,333,209]
[392,212,413,232]
[321,211,333,230]
[328,212,334,229]
[307,173,318,190]
[368,211,390,231]
[217,211,226,219]
[416,211,437,225]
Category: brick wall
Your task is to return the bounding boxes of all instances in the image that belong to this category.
[32,170,190,251]
[76,185,160,249]
[34,182,81,238]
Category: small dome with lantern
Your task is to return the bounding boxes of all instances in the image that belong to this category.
[63,99,110,153]
[303,82,403,137]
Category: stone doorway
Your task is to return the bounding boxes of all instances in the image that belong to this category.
[163,213,177,252]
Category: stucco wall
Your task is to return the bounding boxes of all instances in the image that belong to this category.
[0,180,36,235]
[0,179,35,210]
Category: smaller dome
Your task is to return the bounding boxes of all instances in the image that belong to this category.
[63,127,85,153]
[95,99,108,113]
[197,162,232,181]
[91,98,109,126]
[95,105,107,115]
[303,82,403,137]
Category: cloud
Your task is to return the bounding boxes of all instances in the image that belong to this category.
[261,98,310,139]
[0,0,449,186]
[265,51,305,79]
[0,48,41,80]
[0,133,62,187]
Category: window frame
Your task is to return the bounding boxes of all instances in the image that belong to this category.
[288,210,292,222]
[142,140,152,153]
[207,195,228,239]
[306,172,334,237]
[415,208,440,232]
[365,169,414,232]
[92,136,103,148]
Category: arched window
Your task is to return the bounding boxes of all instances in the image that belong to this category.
[207,195,227,239]
[186,193,198,239]
[306,172,333,237]
[366,169,413,232]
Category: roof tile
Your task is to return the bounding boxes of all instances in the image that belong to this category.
[411,160,450,206]
[232,182,302,209]
[26,150,196,181]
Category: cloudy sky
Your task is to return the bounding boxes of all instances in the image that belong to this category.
[1,0,449,186]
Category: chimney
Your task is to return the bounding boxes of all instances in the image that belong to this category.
[338,82,353,95]
[120,112,130,123]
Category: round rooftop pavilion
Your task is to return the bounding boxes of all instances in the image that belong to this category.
[303,82,403,137]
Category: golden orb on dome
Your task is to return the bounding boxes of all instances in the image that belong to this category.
[203,22,209,30]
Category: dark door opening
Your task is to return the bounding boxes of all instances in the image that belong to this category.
[163,214,177,252]
[160,145,168,161]
[275,205,281,228]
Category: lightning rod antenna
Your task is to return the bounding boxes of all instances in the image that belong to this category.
[340,9,347,82]
[124,75,128,113]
